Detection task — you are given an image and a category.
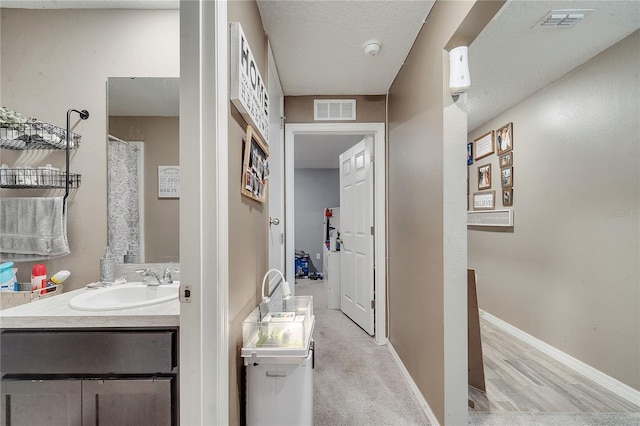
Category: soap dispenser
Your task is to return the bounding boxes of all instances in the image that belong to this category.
[99,247,116,283]
[123,245,137,264]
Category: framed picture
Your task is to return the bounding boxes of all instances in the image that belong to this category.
[467,142,473,165]
[158,166,180,198]
[477,163,491,190]
[496,122,513,154]
[499,152,513,167]
[473,191,495,210]
[501,166,513,188]
[502,188,513,206]
[241,125,269,203]
[474,131,495,161]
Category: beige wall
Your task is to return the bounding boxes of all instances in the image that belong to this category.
[468,31,640,390]
[285,95,386,123]
[108,116,180,263]
[1,6,270,423]
[227,3,269,425]
[0,9,179,290]
[387,1,478,423]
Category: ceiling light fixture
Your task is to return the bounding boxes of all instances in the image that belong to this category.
[362,40,382,56]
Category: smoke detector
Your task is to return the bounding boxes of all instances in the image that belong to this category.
[535,9,594,28]
[363,40,382,56]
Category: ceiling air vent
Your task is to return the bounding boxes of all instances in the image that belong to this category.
[314,99,356,121]
[536,9,594,28]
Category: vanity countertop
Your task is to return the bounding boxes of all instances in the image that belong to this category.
[0,285,179,329]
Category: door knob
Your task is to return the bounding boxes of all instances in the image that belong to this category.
[269,217,280,226]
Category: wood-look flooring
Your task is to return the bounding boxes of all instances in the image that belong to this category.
[469,316,640,413]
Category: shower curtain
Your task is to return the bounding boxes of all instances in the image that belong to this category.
[108,140,142,263]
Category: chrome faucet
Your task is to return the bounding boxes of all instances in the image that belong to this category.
[162,268,179,284]
[135,268,163,286]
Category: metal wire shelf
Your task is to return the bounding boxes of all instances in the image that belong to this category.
[0,122,82,150]
[0,168,81,189]
[0,109,88,212]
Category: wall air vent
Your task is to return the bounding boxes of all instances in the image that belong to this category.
[536,9,594,28]
[314,99,356,121]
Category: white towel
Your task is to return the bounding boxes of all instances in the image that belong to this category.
[0,197,70,262]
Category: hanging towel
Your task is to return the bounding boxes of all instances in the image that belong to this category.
[0,197,70,262]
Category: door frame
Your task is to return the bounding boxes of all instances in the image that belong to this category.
[267,41,285,276]
[179,1,229,424]
[285,122,387,345]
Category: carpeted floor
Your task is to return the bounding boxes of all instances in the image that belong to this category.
[295,279,430,426]
[297,279,640,426]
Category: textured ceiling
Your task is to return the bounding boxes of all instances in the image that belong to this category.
[465,0,640,131]
[0,0,178,8]
[258,0,639,131]
[6,0,638,141]
[257,0,435,96]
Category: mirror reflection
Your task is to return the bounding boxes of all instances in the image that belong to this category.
[107,77,180,264]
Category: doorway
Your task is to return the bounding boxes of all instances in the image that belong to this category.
[284,122,387,345]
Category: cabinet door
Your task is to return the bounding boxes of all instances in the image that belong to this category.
[82,379,173,426]
[246,350,314,426]
[1,379,82,426]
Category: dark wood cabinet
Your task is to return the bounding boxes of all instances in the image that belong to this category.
[1,380,82,426]
[0,328,178,426]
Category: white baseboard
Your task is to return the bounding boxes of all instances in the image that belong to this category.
[481,310,640,407]
[387,343,440,426]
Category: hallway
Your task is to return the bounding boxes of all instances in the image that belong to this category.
[296,279,640,425]
[295,279,429,425]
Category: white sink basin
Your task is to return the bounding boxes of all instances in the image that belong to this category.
[69,282,179,311]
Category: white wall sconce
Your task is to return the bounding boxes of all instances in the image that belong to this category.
[449,46,471,95]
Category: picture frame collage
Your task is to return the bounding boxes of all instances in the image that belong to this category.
[467,122,514,210]
[241,125,270,203]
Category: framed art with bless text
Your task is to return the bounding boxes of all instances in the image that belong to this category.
[473,191,495,210]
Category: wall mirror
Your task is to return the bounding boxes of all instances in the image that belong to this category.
[107,77,180,264]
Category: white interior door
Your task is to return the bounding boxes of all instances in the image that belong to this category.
[268,44,285,273]
[339,136,375,335]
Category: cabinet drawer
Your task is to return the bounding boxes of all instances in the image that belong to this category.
[1,330,176,375]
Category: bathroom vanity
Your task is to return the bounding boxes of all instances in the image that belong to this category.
[0,287,179,426]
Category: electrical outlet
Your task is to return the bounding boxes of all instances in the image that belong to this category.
[316,253,321,260]
[179,284,192,303]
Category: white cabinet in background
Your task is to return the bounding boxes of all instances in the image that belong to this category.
[323,245,341,310]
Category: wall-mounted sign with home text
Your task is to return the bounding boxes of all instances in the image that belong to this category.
[231,22,269,144]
